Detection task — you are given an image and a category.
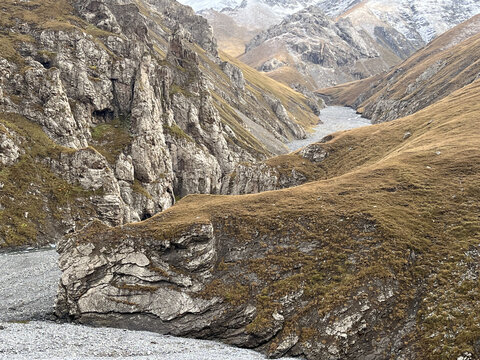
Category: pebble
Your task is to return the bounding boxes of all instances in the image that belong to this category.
[0,321,295,360]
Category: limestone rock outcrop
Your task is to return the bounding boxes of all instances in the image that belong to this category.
[0,0,317,247]
[56,216,407,360]
[220,141,330,195]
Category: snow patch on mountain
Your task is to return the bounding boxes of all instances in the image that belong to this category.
[178,0,242,12]
[343,0,480,44]
[315,0,364,17]
[180,0,480,42]
[223,0,319,29]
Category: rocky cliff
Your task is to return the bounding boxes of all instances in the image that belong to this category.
[341,0,480,47]
[57,78,480,359]
[0,0,318,247]
[318,15,480,123]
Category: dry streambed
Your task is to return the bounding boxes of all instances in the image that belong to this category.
[0,249,298,360]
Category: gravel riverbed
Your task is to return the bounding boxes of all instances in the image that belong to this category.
[0,249,299,360]
[288,106,371,151]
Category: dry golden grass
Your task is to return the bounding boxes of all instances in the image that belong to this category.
[206,10,259,58]
[134,79,480,226]
[90,119,132,164]
[239,42,290,70]
[317,74,382,107]
[217,39,248,58]
[221,51,319,130]
[266,65,316,89]
[0,0,75,29]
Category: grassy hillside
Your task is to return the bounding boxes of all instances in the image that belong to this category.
[79,76,480,358]
[318,14,480,122]
[0,114,98,247]
[220,51,319,130]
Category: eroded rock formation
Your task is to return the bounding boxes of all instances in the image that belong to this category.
[0,0,317,247]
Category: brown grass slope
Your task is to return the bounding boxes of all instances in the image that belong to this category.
[81,78,480,358]
[221,51,319,129]
[318,14,480,123]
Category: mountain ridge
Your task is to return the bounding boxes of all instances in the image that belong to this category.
[188,0,480,89]
[318,14,480,123]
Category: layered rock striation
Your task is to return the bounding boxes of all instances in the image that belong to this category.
[240,6,405,89]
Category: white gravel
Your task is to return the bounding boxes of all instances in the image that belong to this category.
[0,248,299,360]
[0,321,287,360]
[287,106,371,151]
[0,247,60,322]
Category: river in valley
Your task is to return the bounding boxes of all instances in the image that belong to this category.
[287,106,371,151]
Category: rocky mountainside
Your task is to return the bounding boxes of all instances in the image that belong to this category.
[205,0,319,30]
[318,14,480,123]
[180,0,242,12]
[180,0,359,27]
[342,0,480,46]
[57,73,480,359]
[187,0,362,60]
[197,10,259,58]
[191,0,480,89]
[0,0,318,247]
[239,6,403,89]
[185,0,480,44]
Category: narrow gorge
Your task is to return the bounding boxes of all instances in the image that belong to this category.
[1,1,479,360]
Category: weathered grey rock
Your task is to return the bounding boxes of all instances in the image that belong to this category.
[115,153,135,182]
[260,58,285,72]
[241,6,407,89]
[264,94,306,140]
[0,129,23,166]
[300,143,328,163]
[220,141,329,195]
[49,148,126,226]
[220,162,308,195]
[55,207,420,360]
[56,222,233,337]
[0,0,315,247]
[221,61,245,91]
[293,84,325,116]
